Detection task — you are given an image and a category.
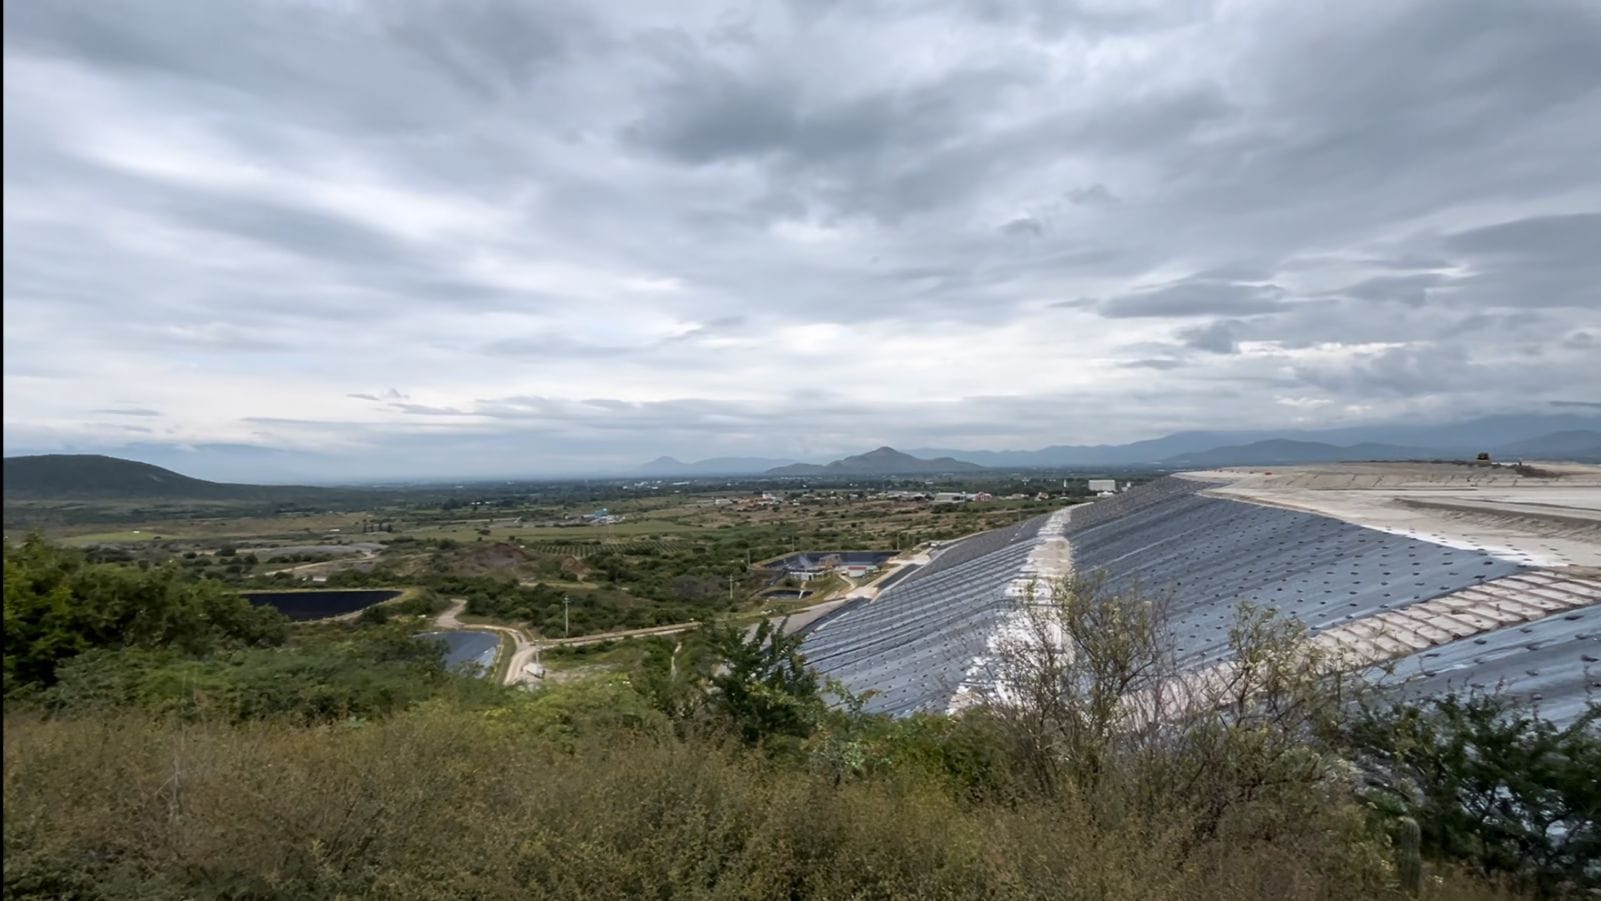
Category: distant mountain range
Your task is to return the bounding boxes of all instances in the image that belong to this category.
[765,447,984,477]
[1160,440,1445,468]
[1489,429,1601,460]
[630,416,1601,476]
[12,416,1597,495]
[904,415,1601,468]
[636,455,799,477]
[2,454,321,500]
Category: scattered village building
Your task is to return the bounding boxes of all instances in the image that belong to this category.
[933,491,993,504]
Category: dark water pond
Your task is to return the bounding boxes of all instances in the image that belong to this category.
[242,589,401,621]
[415,630,500,674]
[760,589,813,600]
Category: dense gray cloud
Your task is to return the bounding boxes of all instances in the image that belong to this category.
[4,0,1600,480]
[1179,320,1243,355]
[1096,280,1288,318]
[1331,274,1446,306]
[1066,184,1118,206]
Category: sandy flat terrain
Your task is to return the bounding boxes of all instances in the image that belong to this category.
[1179,462,1601,567]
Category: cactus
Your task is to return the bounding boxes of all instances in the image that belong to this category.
[1396,815,1422,897]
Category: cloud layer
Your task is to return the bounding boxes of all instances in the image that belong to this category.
[5,0,1599,479]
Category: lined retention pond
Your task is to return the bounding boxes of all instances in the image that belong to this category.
[242,589,401,621]
[415,630,500,674]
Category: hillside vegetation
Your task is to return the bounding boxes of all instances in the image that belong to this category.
[3,536,289,691]
[4,539,1595,899]
[2,454,314,500]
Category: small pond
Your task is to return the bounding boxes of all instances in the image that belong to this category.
[760,588,813,600]
[242,589,401,621]
[415,630,500,675]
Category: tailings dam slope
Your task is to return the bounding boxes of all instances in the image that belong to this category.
[802,514,1053,715]
[806,464,1600,721]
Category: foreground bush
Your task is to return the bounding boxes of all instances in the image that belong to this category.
[5,689,1528,901]
[37,627,450,725]
[1348,693,1601,893]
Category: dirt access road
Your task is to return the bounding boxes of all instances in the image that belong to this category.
[434,556,924,684]
[435,599,543,686]
[435,600,721,685]
[437,597,864,684]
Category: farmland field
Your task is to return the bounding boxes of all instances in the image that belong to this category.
[6,474,1115,639]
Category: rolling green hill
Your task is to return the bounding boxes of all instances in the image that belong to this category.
[2,454,313,500]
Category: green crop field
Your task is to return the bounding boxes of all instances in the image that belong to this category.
[5,476,1079,642]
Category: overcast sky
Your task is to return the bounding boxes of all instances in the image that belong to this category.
[5,0,1600,480]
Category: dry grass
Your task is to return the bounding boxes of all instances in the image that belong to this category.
[4,704,1523,900]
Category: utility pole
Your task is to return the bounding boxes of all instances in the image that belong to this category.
[563,595,570,638]
[728,573,736,601]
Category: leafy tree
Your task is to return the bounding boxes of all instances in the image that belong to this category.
[394,590,444,616]
[705,619,822,747]
[358,603,392,625]
[670,573,719,602]
[3,537,287,693]
[1347,692,1600,891]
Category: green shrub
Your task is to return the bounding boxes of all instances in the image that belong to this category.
[4,537,287,693]
[394,589,444,616]
[2,703,1429,901]
[37,626,450,725]
[1347,692,1600,892]
[357,603,392,625]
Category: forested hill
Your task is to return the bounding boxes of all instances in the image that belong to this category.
[2,454,312,500]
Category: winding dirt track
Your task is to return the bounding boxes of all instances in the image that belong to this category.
[435,600,716,684]
[432,557,925,685]
[435,599,541,685]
